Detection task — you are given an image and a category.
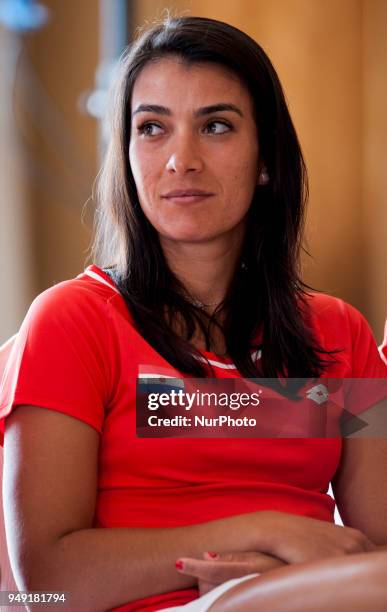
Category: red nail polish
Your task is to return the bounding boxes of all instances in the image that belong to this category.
[206,551,218,558]
[175,560,184,570]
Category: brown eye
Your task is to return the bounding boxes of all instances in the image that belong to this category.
[137,122,164,137]
[202,120,232,135]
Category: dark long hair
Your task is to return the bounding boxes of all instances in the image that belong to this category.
[91,15,336,379]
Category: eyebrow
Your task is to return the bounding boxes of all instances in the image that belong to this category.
[132,103,244,118]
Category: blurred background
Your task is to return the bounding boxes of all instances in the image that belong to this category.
[0,0,386,596]
[0,0,386,345]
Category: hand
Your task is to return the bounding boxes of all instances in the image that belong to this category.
[259,511,376,564]
[176,551,286,596]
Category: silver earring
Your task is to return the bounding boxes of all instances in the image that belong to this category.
[258,167,269,185]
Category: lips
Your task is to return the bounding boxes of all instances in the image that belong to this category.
[162,189,214,198]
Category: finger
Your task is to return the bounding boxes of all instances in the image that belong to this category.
[208,553,285,574]
[176,557,256,582]
[204,551,268,563]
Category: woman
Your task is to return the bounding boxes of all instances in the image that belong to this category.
[1,16,387,612]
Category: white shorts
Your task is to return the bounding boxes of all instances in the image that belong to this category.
[161,573,260,611]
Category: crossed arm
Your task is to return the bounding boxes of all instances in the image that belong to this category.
[3,404,387,611]
[177,432,387,610]
[206,550,387,611]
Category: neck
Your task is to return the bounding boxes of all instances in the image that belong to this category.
[159,225,245,311]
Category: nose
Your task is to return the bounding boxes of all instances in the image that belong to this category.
[166,134,204,174]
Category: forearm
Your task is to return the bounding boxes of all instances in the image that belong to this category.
[22,512,271,611]
[211,550,387,612]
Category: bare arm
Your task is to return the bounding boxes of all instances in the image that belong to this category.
[209,550,387,612]
[2,405,277,611]
[332,427,387,544]
[4,406,378,611]
[204,431,387,609]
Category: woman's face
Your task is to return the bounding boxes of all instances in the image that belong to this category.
[129,57,259,245]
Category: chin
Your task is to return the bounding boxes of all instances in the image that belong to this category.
[162,232,213,243]
[159,225,221,244]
